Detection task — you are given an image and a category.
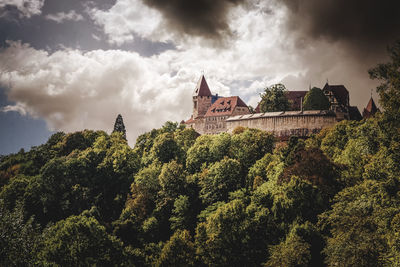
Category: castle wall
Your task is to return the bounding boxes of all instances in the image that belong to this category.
[225,111,337,139]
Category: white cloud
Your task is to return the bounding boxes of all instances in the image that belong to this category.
[0,0,44,18]
[88,0,168,46]
[1,103,27,115]
[45,10,84,24]
[0,41,196,145]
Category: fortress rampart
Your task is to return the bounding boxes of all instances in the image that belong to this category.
[225,110,338,139]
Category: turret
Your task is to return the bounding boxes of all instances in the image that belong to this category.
[193,75,212,118]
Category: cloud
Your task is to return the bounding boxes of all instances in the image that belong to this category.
[89,0,168,45]
[279,0,400,57]
[0,0,44,18]
[1,103,27,115]
[0,0,385,145]
[89,0,247,45]
[0,41,196,145]
[141,0,246,40]
[45,10,84,24]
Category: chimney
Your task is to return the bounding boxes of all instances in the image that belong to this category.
[300,97,303,112]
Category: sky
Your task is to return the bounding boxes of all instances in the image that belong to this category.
[0,0,399,154]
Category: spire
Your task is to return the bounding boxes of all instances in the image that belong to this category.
[193,75,212,97]
[366,97,378,114]
[113,114,126,140]
[363,97,379,118]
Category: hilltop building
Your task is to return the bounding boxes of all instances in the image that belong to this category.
[185,75,250,134]
[184,75,362,139]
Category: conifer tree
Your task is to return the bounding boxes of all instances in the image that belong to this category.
[113,114,126,140]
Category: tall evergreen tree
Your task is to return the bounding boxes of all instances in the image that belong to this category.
[113,114,126,140]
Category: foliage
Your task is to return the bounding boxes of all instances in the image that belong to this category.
[0,204,41,266]
[259,83,291,112]
[303,87,330,110]
[2,48,400,267]
[113,114,127,140]
[157,230,195,266]
[38,213,128,266]
[198,157,242,206]
[369,40,400,128]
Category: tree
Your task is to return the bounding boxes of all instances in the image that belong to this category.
[259,83,291,112]
[38,213,128,266]
[150,133,181,164]
[0,204,41,266]
[319,179,399,267]
[230,128,275,171]
[157,230,195,266]
[266,222,324,267]
[113,114,126,140]
[199,157,242,206]
[303,87,330,110]
[369,41,400,126]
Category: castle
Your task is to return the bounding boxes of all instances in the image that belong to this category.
[184,75,378,139]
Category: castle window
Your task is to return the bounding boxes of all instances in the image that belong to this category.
[194,101,197,109]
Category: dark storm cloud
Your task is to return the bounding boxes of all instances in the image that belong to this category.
[142,0,246,39]
[281,0,400,53]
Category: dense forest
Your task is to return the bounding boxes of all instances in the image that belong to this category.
[1,42,400,266]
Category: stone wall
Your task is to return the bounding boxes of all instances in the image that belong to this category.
[198,106,251,134]
[226,110,338,139]
[194,95,212,118]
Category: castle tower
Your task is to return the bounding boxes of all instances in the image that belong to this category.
[363,97,379,118]
[193,75,212,118]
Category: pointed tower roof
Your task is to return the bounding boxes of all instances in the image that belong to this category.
[193,75,212,97]
[365,97,378,113]
[363,97,379,118]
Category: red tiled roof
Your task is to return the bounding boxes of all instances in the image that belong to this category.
[193,75,212,97]
[323,83,349,106]
[205,96,248,117]
[184,117,195,124]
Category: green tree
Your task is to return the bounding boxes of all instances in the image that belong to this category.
[113,114,127,140]
[150,132,181,164]
[303,87,330,110]
[369,41,400,127]
[195,199,275,266]
[319,179,399,267]
[266,222,324,267]
[38,213,127,266]
[259,83,291,112]
[157,230,195,266]
[0,204,41,266]
[230,128,275,171]
[199,157,242,206]
[169,195,192,232]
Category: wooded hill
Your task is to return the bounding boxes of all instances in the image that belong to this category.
[1,41,400,266]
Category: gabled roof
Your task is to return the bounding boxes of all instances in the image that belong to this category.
[348,106,362,121]
[363,97,379,118]
[205,96,248,117]
[323,83,349,106]
[287,91,308,110]
[193,75,212,97]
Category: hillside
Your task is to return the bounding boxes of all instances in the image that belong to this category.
[1,42,400,266]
